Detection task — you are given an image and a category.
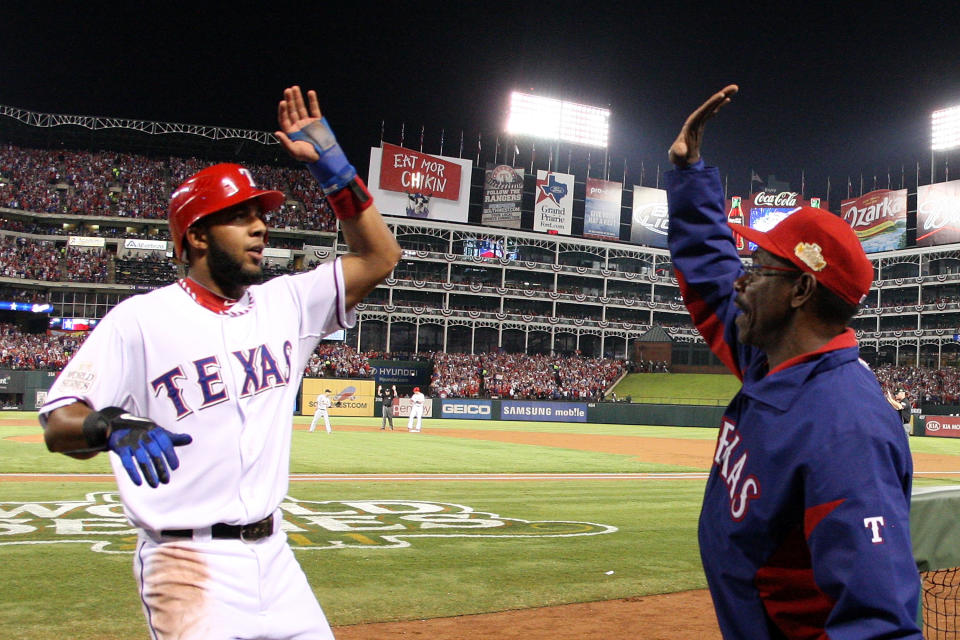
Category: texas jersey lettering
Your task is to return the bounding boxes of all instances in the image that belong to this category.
[41,261,353,532]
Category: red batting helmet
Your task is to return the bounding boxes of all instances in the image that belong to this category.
[168,163,285,260]
[413,387,420,393]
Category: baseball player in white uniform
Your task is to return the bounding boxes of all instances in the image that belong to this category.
[407,386,425,432]
[38,85,401,640]
[309,389,332,433]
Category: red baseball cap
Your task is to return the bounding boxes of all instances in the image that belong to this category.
[729,206,873,305]
[413,387,421,393]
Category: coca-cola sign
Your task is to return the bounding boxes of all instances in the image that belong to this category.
[917,180,960,247]
[753,191,800,207]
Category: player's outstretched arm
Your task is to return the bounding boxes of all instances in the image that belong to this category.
[44,401,192,487]
[44,402,101,459]
[275,85,401,309]
[668,84,738,168]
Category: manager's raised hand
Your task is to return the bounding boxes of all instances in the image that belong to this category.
[668,84,738,168]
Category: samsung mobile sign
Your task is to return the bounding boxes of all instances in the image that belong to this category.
[500,401,587,422]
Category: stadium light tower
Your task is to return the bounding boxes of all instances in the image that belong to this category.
[506,91,610,149]
[931,105,960,181]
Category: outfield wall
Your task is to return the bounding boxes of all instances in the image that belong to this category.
[423,397,726,428]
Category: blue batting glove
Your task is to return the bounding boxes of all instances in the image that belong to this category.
[286,118,358,195]
[83,408,192,488]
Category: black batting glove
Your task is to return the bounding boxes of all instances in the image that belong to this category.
[83,407,193,488]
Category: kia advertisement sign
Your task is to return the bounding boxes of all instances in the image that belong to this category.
[840,189,907,253]
[923,415,960,438]
[500,401,587,422]
[441,399,492,420]
[917,180,960,247]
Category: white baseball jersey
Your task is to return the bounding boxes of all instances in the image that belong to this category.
[408,391,425,431]
[40,259,353,532]
[315,394,331,413]
[410,391,425,412]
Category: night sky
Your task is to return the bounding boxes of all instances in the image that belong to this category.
[3,2,960,199]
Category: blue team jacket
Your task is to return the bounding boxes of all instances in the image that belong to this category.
[666,162,921,639]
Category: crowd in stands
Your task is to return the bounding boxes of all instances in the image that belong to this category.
[64,246,110,284]
[1,143,338,231]
[0,286,45,302]
[428,351,624,400]
[114,252,179,286]
[0,234,303,286]
[0,235,61,280]
[303,343,374,379]
[874,365,960,405]
[0,323,85,370]
[4,319,960,408]
[299,344,625,400]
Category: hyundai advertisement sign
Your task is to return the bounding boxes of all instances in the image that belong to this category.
[500,401,587,422]
[441,399,492,420]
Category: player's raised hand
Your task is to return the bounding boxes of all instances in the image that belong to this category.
[668,84,738,168]
[83,407,192,488]
[274,85,358,196]
[275,86,324,163]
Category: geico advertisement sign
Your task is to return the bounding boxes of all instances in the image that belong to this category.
[395,398,434,418]
[924,416,960,438]
[441,400,492,420]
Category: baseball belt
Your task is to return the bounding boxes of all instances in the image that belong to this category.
[160,514,275,542]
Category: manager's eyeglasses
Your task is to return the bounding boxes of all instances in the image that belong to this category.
[739,263,803,281]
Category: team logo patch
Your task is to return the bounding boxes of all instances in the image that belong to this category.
[794,242,826,271]
[0,492,616,553]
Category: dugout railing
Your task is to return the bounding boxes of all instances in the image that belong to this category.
[912,485,960,638]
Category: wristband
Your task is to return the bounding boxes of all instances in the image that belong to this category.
[81,407,123,450]
[287,119,358,195]
[326,177,374,221]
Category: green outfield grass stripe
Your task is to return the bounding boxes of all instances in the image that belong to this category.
[1,472,712,481]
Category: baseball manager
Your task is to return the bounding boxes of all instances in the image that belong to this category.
[666,86,920,638]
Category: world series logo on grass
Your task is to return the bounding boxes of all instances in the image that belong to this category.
[0,492,617,553]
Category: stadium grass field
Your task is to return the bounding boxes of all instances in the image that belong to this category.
[2,404,960,639]
[612,372,742,405]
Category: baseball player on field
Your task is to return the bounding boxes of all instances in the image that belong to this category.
[309,389,332,434]
[38,85,401,640]
[407,386,425,432]
[666,85,920,638]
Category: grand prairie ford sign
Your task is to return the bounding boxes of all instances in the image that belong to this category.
[0,492,616,552]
